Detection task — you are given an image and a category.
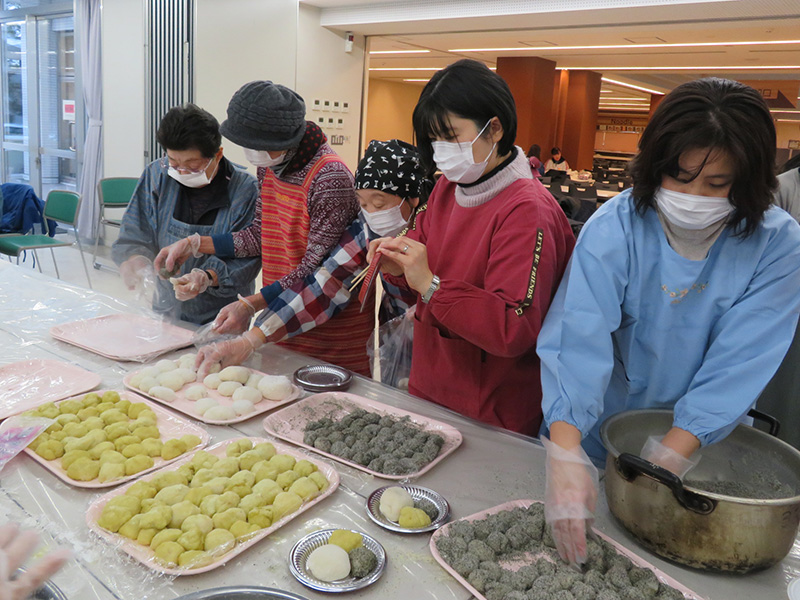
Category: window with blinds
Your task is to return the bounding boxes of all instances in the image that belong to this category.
[144,0,193,164]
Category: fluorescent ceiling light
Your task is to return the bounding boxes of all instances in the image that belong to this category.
[602,77,663,95]
[403,78,430,82]
[369,67,442,71]
[370,49,430,55]
[600,103,652,106]
[601,97,650,101]
[776,118,800,122]
[770,108,800,113]
[599,107,650,111]
[576,65,799,71]
[450,40,800,53]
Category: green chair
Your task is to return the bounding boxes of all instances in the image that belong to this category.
[91,177,138,271]
[0,189,92,289]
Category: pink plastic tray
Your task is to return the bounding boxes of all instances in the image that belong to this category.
[429,499,705,600]
[23,390,210,488]
[86,436,340,575]
[0,359,101,420]
[50,314,194,362]
[123,366,303,425]
[262,392,463,480]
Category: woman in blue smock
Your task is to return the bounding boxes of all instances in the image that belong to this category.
[537,78,800,566]
[112,104,260,324]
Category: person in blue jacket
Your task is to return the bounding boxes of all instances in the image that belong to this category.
[537,78,800,566]
[112,104,260,324]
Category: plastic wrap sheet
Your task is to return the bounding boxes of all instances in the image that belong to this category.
[0,455,178,600]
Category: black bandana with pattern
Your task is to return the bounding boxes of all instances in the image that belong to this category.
[355,139,425,200]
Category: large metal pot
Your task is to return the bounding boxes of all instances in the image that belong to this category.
[173,587,309,600]
[600,409,800,573]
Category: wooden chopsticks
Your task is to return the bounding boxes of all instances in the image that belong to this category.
[348,266,369,292]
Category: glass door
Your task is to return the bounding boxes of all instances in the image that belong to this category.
[0,11,78,197]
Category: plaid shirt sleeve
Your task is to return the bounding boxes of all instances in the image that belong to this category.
[255,219,367,343]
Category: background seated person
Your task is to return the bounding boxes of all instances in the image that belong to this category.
[112,104,260,324]
[544,146,570,172]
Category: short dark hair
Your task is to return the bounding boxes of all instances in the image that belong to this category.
[551,147,561,155]
[412,59,517,174]
[630,77,777,237]
[527,144,541,159]
[157,103,222,158]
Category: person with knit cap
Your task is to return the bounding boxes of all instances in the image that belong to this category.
[155,80,362,371]
[193,139,431,378]
[367,59,575,436]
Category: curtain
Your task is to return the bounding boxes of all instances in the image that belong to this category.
[75,0,102,241]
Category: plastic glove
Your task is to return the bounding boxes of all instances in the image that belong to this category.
[541,436,599,566]
[641,436,700,478]
[154,233,202,276]
[170,268,211,301]
[0,523,71,600]
[119,255,153,291]
[213,296,256,335]
[195,328,265,379]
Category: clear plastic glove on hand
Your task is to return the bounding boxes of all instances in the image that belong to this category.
[119,255,153,291]
[641,436,700,478]
[542,436,599,566]
[212,297,255,335]
[154,233,202,276]
[170,268,211,301]
[0,523,71,600]
[195,329,264,379]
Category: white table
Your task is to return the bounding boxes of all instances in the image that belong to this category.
[0,261,797,600]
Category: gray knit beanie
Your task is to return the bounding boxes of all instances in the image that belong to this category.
[219,81,306,150]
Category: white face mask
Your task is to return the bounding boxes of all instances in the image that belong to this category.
[361,202,409,237]
[655,187,734,230]
[167,157,216,189]
[244,148,286,168]
[431,120,496,184]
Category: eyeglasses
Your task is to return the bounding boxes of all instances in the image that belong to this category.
[161,155,214,175]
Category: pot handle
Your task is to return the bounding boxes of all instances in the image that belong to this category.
[616,453,716,515]
[747,408,780,437]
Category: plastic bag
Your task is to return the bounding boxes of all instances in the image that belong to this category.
[367,307,414,390]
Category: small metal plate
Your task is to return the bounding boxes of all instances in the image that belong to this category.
[293,365,352,392]
[366,485,450,533]
[789,578,800,600]
[289,529,386,593]
[173,587,310,600]
[14,569,67,600]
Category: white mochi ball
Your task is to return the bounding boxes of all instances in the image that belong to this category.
[195,397,218,415]
[204,405,237,421]
[217,381,243,397]
[306,544,351,582]
[203,373,222,389]
[138,376,159,394]
[157,371,184,392]
[129,372,145,389]
[155,359,177,373]
[379,486,414,522]
[174,367,197,385]
[258,375,293,400]
[232,386,262,404]
[231,399,255,416]
[140,366,160,379]
[245,373,263,388]
[207,362,221,374]
[219,366,250,384]
[178,353,197,367]
[149,386,177,403]
[184,384,208,401]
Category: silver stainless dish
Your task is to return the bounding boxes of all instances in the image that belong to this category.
[289,528,385,593]
[15,567,67,600]
[173,587,309,600]
[293,365,352,392]
[366,485,450,533]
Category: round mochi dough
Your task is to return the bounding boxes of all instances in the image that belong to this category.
[379,486,414,522]
[232,386,262,404]
[217,381,243,397]
[195,397,218,416]
[155,359,177,373]
[149,386,177,403]
[245,373,263,388]
[204,405,237,421]
[140,366,160,379]
[129,372,145,389]
[137,376,159,394]
[258,375,293,401]
[178,353,197,368]
[231,399,254,416]
[307,544,351,582]
[157,371,184,392]
[184,385,208,401]
[174,367,197,385]
[218,366,250,384]
[203,373,222,390]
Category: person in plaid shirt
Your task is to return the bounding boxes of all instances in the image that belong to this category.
[195,139,430,376]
